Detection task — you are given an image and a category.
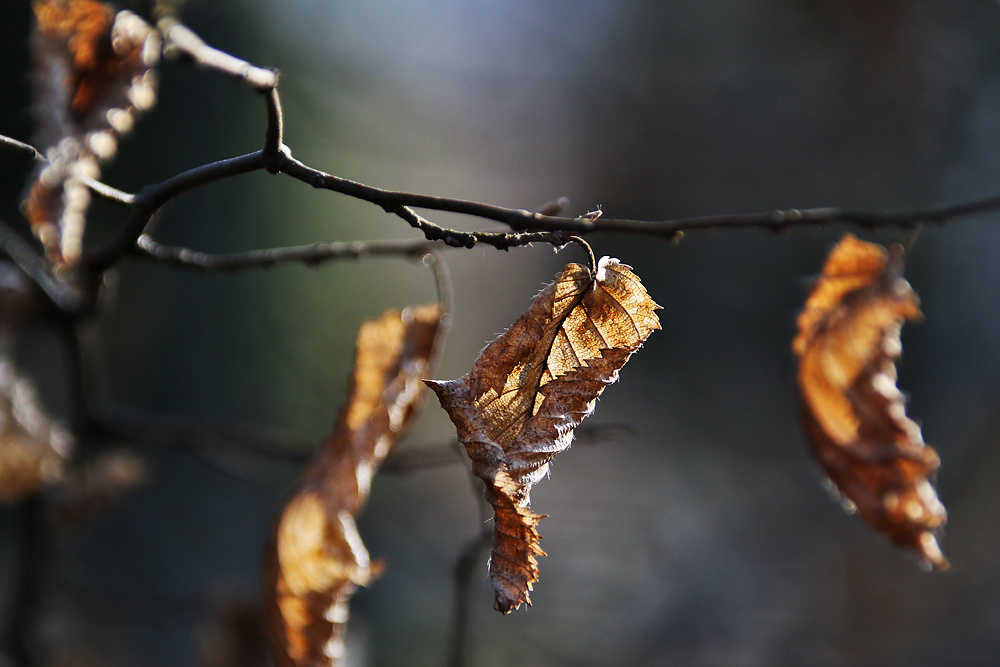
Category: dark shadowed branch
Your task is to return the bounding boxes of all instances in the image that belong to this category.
[89,400,316,463]
[0,217,82,313]
[134,234,438,270]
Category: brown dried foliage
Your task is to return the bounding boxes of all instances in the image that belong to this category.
[427,257,660,613]
[263,304,443,667]
[0,356,73,504]
[26,0,159,266]
[793,234,947,569]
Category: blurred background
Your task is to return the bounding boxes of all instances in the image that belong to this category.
[4,0,1000,665]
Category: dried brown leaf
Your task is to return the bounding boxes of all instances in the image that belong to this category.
[0,357,73,503]
[26,0,160,266]
[264,304,443,667]
[426,257,660,613]
[793,233,947,569]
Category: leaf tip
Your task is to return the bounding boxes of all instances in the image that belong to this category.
[916,531,949,572]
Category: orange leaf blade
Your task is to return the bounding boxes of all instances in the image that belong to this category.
[264,304,443,666]
[427,257,659,613]
[794,234,947,570]
[0,357,73,504]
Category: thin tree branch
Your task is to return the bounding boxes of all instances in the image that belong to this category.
[380,442,465,473]
[0,134,44,162]
[0,134,135,205]
[81,176,135,205]
[262,87,284,162]
[89,399,315,463]
[389,204,573,250]
[159,18,279,91]
[135,234,437,270]
[448,523,492,667]
[86,150,267,272]
[0,218,84,313]
[5,499,47,667]
[160,20,284,160]
[270,149,1000,241]
[448,457,494,667]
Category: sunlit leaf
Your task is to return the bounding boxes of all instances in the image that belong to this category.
[794,234,947,569]
[264,304,443,666]
[427,257,660,613]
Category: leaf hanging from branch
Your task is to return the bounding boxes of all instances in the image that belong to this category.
[426,256,660,613]
[263,304,443,667]
[25,0,159,266]
[793,233,947,570]
[0,356,74,504]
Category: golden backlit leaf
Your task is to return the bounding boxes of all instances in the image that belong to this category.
[426,257,660,613]
[0,357,73,504]
[263,304,443,667]
[26,0,160,266]
[793,234,947,570]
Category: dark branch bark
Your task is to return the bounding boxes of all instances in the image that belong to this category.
[0,218,84,313]
[89,400,315,463]
[86,150,267,272]
[135,234,437,270]
[0,134,44,162]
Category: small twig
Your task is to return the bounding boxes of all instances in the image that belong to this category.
[81,176,135,205]
[0,134,44,162]
[573,422,638,446]
[0,218,84,313]
[262,87,284,162]
[423,251,454,327]
[160,20,284,162]
[380,442,464,473]
[5,499,48,667]
[89,399,315,463]
[135,234,436,270]
[533,196,571,217]
[271,149,1000,241]
[899,224,922,252]
[0,135,134,205]
[448,521,493,667]
[390,205,570,251]
[446,438,493,667]
[159,19,279,91]
[87,150,267,272]
[568,236,597,275]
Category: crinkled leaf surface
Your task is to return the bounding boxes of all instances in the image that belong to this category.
[264,304,442,667]
[793,234,947,569]
[0,356,73,504]
[427,257,660,613]
[27,0,159,265]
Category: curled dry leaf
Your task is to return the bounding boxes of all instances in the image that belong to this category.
[426,257,660,613]
[26,0,160,266]
[793,234,947,569]
[0,356,73,504]
[264,304,443,667]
